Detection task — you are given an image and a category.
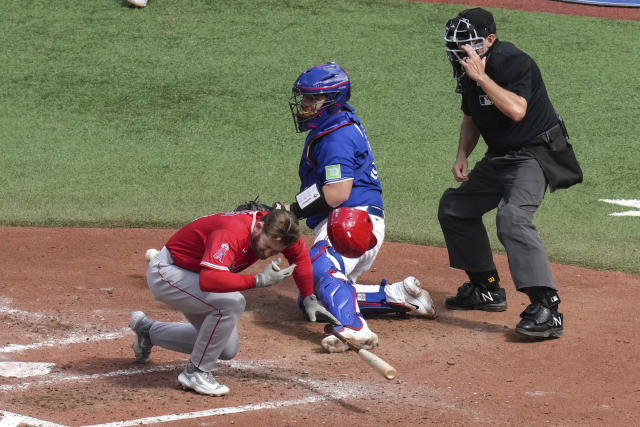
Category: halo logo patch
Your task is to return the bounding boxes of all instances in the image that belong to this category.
[212,243,230,263]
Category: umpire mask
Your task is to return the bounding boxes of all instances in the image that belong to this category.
[443,8,496,92]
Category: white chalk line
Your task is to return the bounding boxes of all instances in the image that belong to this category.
[598,198,640,216]
[0,300,130,354]
[0,363,183,392]
[0,329,130,354]
[0,303,46,322]
[1,359,369,427]
[0,410,66,427]
[0,301,369,426]
[84,394,346,427]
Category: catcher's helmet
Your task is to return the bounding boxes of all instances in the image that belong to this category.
[289,62,351,133]
[443,8,496,92]
[327,207,377,258]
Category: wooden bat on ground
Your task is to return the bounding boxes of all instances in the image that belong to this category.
[323,324,397,380]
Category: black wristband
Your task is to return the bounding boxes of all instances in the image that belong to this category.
[290,201,303,219]
[290,185,332,219]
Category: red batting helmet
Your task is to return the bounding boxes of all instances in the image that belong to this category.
[327,207,377,258]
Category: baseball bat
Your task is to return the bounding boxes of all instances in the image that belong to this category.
[323,324,397,380]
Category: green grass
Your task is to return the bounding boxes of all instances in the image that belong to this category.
[1,0,639,274]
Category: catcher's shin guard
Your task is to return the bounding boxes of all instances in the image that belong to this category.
[315,276,364,329]
[310,240,363,329]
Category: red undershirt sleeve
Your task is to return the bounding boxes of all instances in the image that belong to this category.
[282,238,314,298]
[199,268,256,293]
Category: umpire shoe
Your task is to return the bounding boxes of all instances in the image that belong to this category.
[178,362,230,396]
[445,281,507,312]
[515,303,563,338]
[129,311,153,363]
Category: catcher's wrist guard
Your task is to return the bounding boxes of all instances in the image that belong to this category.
[290,184,331,219]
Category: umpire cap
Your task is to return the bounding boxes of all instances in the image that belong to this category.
[459,7,496,37]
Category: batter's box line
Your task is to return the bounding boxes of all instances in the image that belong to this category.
[1,360,371,427]
[1,393,358,427]
[0,329,130,354]
[82,359,371,427]
[0,410,66,427]
[0,363,184,392]
[0,359,368,396]
[0,302,133,355]
[82,394,356,427]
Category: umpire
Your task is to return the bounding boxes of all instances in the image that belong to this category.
[437,8,582,338]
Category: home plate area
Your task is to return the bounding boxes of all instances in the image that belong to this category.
[0,357,379,426]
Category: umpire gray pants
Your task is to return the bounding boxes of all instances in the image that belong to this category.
[146,247,243,371]
[437,149,556,291]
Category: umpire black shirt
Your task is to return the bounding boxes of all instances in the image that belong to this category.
[460,40,558,155]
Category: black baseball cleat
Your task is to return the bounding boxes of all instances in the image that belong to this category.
[515,302,563,338]
[445,281,507,312]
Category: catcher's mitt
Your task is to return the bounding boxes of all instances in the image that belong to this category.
[234,196,280,212]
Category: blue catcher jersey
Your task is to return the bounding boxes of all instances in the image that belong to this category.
[298,105,383,229]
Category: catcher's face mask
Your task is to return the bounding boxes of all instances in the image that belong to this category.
[288,62,351,133]
[289,92,329,132]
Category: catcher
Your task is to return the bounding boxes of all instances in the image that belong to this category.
[284,62,435,352]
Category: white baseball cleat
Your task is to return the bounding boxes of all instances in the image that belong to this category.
[399,276,437,319]
[128,0,148,7]
[178,363,230,396]
[321,326,379,353]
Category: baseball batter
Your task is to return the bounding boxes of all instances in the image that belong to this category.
[438,8,582,338]
[129,209,335,396]
[286,62,436,352]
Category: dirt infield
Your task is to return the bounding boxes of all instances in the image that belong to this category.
[2,3,639,426]
[1,226,638,425]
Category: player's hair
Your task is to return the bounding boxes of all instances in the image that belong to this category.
[259,209,301,247]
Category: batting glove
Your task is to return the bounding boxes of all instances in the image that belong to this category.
[254,258,296,288]
[302,295,341,325]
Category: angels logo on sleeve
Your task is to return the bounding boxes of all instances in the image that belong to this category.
[213,243,230,263]
[201,243,231,270]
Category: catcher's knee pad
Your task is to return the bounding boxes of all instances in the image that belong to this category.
[310,240,345,277]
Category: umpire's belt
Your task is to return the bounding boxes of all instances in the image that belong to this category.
[366,206,385,219]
